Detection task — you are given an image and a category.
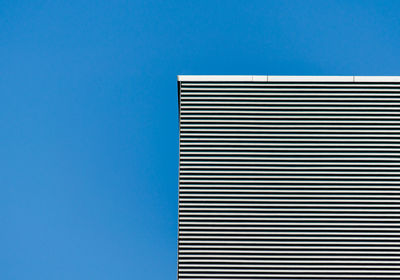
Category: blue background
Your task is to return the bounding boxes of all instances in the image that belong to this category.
[1,0,400,279]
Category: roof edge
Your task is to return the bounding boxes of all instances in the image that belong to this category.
[177,75,400,82]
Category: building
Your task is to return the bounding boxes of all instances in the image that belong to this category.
[177,75,400,280]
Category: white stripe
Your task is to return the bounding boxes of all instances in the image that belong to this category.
[181,101,400,105]
[181,96,400,101]
[179,221,400,226]
[182,110,400,115]
[179,254,400,259]
[181,82,400,87]
[180,198,400,203]
[180,170,400,174]
[180,175,400,179]
[180,193,400,198]
[179,226,400,231]
[180,208,400,212]
[180,179,400,184]
[181,133,400,137]
[179,250,400,254]
[179,263,400,268]
[178,258,400,263]
[182,106,400,110]
[180,202,400,207]
[181,87,400,92]
[179,268,400,273]
[180,189,400,193]
[180,235,400,240]
[179,240,400,244]
[181,128,400,133]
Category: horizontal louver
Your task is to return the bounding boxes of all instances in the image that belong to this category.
[178,76,400,280]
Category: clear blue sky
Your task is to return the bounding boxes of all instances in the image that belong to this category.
[1,0,400,279]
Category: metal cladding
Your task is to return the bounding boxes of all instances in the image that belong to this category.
[177,76,400,280]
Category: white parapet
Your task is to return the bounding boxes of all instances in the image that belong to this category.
[178,75,400,82]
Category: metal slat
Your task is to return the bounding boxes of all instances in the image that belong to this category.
[180,87,400,92]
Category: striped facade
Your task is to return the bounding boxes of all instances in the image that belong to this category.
[177,75,400,280]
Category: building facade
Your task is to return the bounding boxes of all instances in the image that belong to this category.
[177,75,400,280]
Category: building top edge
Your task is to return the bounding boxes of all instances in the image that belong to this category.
[177,75,400,82]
